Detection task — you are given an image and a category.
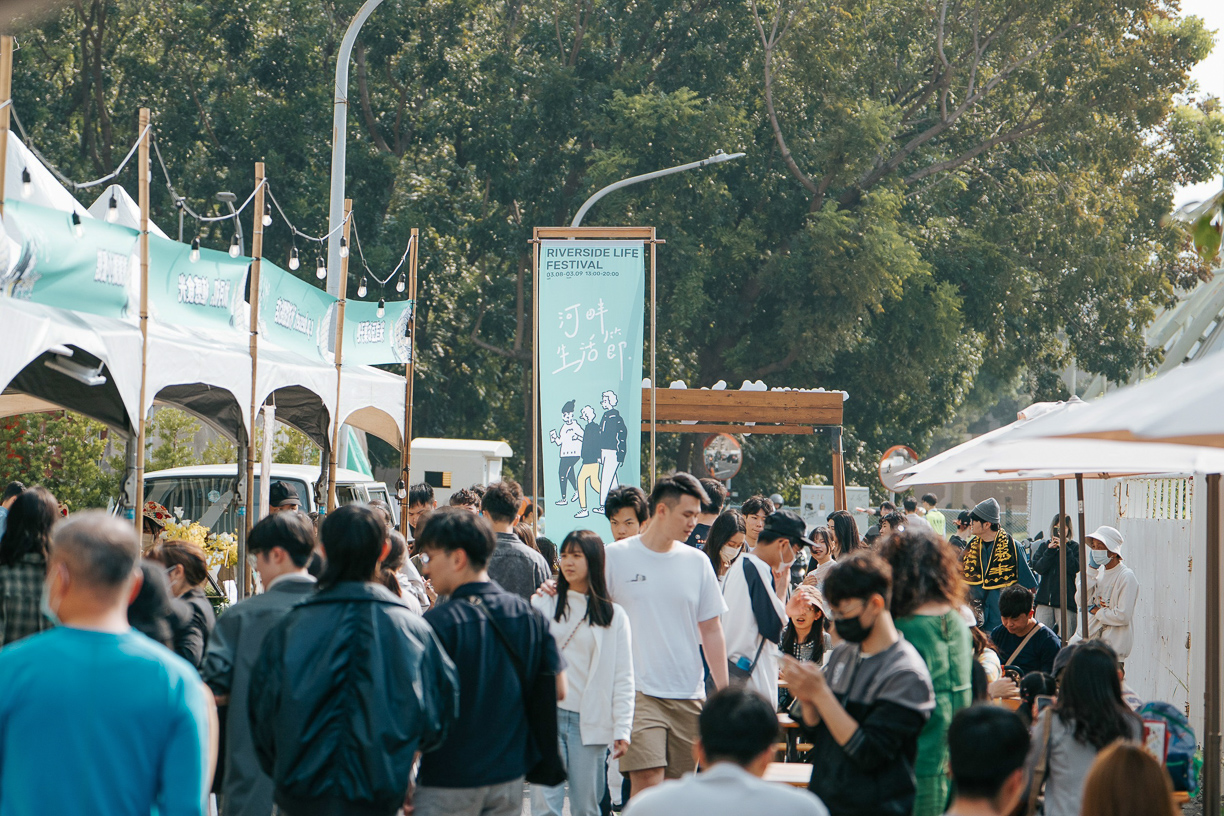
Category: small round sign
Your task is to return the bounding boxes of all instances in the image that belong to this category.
[879,445,919,492]
[207,489,222,503]
[703,433,743,481]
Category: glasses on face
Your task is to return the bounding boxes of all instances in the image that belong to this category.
[832,601,867,621]
[417,552,432,565]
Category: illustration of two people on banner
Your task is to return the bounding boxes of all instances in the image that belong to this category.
[549,390,627,518]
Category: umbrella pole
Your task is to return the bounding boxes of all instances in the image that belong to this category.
[1058,478,1068,646]
[241,162,266,600]
[1076,473,1088,638]
[1205,473,1221,813]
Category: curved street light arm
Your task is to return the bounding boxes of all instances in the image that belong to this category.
[570,150,746,227]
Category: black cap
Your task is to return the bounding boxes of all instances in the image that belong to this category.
[957,510,972,525]
[269,481,300,508]
[1052,643,1082,677]
[759,509,806,545]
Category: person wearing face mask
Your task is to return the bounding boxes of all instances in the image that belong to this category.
[1082,526,1139,667]
[702,509,747,585]
[146,540,216,668]
[720,510,798,703]
[780,551,935,816]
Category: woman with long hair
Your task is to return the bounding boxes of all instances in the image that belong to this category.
[530,530,633,816]
[878,530,973,816]
[805,526,837,586]
[702,509,746,584]
[1024,641,1143,816]
[1081,741,1179,816]
[0,486,59,644]
[146,540,216,668]
[827,509,862,556]
[777,584,830,711]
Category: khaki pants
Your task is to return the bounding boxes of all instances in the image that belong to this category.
[620,692,701,779]
[577,462,601,510]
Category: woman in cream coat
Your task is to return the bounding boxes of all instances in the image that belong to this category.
[531,530,634,816]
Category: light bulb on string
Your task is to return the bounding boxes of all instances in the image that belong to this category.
[316,256,327,280]
[377,297,385,318]
[262,201,272,227]
[106,193,119,223]
[70,212,84,238]
[395,479,406,500]
[339,238,349,259]
[21,167,31,198]
[190,237,201,263]
[289,246,300,271]
[229,233,241,258]
[396,273,406,294]
[357,276,368,298]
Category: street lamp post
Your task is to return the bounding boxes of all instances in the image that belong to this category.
[326,0,385,297]
[570,149,746,227]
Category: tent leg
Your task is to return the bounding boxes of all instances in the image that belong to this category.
[235,435,248,601]
[1205,473,1221,815]
[831,427,847,512]
[1076,473,1088,638]
[1058,478,1068,646]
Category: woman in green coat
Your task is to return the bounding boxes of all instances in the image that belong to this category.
[879,529,974,816]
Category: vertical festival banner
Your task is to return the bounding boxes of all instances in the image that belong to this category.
[539,240,645,544]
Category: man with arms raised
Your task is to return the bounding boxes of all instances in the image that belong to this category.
[607,473,729,797]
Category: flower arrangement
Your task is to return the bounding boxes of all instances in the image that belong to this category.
[163,514,238,571]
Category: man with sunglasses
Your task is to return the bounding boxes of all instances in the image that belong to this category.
[781,551,934,816]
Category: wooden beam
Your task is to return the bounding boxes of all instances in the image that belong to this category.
[643,423,814,435]
[640,389,843,425]
[644,389,845,409]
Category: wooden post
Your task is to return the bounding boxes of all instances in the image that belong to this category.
[531,228,541,536]
[133,108,152,532]
[240,161,266,599]
[398,228,418,536]
[1076,473,1089,637]
[327,199,352,512]
[1058,478,1069,645]
[1204,473,1221,816]
[831,427,847,511]
[0,37,12,217]
[649,231,657,488]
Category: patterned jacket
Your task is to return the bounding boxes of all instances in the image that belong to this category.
[962,530,1021,591]
[0,553,52,645]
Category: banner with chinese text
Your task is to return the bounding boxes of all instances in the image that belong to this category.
[342,298,414,366]
[538,240,645,544]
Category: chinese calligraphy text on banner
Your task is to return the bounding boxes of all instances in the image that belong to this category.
[257,261,335,361]
[539,240,645,545]
[342,299,414,366]
[147,235,248,331]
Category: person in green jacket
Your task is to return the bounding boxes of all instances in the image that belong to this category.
[879,529,973,816]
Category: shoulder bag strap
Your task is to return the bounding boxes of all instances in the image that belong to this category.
[1006,623,1043,666]
[466,596,530,691]
[1026,709,1054,816]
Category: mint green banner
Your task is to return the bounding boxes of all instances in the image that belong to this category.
[147,234,249,332]
[1,199,137,318]
[257,261,335,361]
[343,299,414,365]
[538,240,645,544]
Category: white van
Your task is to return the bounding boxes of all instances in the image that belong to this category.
[144,463,394,535]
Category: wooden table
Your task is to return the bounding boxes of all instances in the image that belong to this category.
[765,762,813,788]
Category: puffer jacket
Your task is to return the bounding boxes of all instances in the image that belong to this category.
[248,582,459,816]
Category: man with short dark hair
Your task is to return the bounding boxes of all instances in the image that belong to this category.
[449,488,481,511]
[0,481,23,540]
[608,473,729,797]
[902,497,933,533]
[686,478,727,548]
[268,481,301,514]
[418,508,566,816]
[943,706,1030,816]
[879,511,907,539]
[740,495,775,549]
[597,390,629,511]
[202,511,318,816]
[0,511,212,814]
[920,494,945,537]
[408,482,437,534]
[963,498,1024,632]
[990,585,1060,676]
[605,486,649,542]
[482,481,550,599]
[949,511,972,553]
[623,687,829,816]
[782,551,935,816]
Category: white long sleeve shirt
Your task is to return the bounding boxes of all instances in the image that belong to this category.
[1083,561,1139,660]
[721,552,787,702]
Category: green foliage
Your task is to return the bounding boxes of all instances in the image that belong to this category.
[146,408,201,472]
[0,412,119,510]
[12,0,1224,495]
[273,426,321,466]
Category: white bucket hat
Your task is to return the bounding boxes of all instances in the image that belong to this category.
[1085,525,1125,559]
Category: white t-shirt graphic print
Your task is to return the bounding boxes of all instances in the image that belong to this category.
[605,535,726,699]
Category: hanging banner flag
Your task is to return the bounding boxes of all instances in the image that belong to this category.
[0,199,138,319]
[341,298,414,366]
[146,234,248,333]
[538,239,645,544]
[257,261,336,361]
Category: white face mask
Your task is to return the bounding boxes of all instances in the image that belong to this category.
[721,544,741,563]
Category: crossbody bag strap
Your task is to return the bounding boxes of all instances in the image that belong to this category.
[1026,709,1054,816]
[1006,623,1043,666]
[466,596,530,691]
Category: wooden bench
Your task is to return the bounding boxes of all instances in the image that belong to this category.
[764,762,813,787]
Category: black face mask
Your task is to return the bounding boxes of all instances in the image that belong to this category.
[834,609,875,643]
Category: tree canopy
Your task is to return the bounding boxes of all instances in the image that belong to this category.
[11,0,1223,500]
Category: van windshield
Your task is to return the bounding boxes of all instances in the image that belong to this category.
[144,476,311,535]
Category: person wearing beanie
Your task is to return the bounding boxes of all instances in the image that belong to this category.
[1082,526,1139,667]
[962,498,1023,632]
[720,510,800,702]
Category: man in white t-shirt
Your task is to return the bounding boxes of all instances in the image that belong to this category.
[722,510,800,703]
[605,473,729,799]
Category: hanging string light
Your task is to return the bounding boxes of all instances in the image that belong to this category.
[376,297,385,318]
[190,237,201,263]
[357,276,368,298]
[262,201,272,227]
[315,255,327,280]
[395,272,406,293]
[229,232,241,258]
[21,167,31,198]
[339,237,349,259]
[70,211,84,238]
[289,245,300,271]
[106,192,119,223]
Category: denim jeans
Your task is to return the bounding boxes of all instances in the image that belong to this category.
[531,708,607,816]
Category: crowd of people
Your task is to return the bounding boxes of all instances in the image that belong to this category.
[0,474,1181,816]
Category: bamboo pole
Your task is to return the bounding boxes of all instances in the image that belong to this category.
[1058,478,1069,645]
[532,228,541,536]
[1076,473,1089,637]
[649,229,656,488]
[240,162,266,599]
[327,199,353,512]
[398,228,418,536]
[1204,473,1221,816]
[0,37,12,218]
[133,108,152,532]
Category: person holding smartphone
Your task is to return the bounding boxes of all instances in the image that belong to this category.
[1031,513,1080,637]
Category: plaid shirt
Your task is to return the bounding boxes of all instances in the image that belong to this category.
[0,554,52,645]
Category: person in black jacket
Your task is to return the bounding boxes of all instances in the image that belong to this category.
[146,540,216,668]
[248,504,459,816]
[1031,513,1079,638]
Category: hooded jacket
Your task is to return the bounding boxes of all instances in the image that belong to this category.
[249,582,459,816]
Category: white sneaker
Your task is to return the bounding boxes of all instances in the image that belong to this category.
[574,510,589,518]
